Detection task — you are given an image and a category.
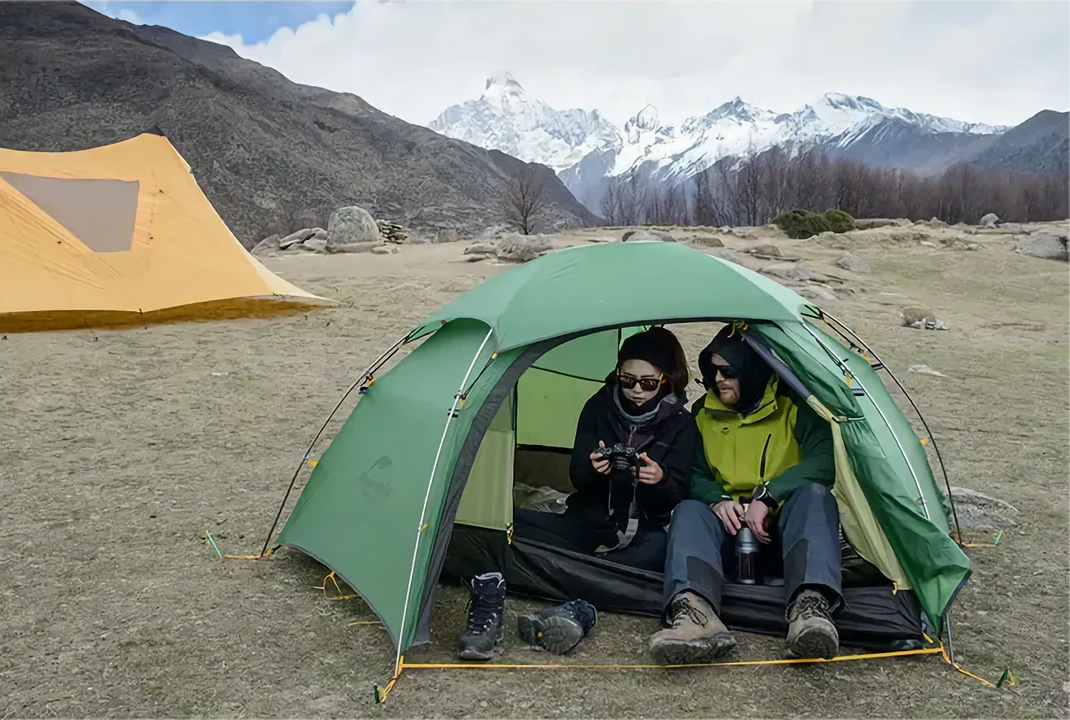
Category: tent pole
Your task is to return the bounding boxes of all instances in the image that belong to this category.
[393,327,495,678]
[817,311,963,542]
[800,322,933,523]
[257,331,415,557]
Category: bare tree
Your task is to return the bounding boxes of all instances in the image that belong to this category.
[503,166,548,235]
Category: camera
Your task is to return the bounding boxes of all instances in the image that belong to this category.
[594,443,642,473]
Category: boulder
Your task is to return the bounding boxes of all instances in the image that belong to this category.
[908,364,946,377]
[327,206,381,249]
[950,240,980,252]
[853,218,901,230]
[927,217,947,228]
[251,234,280,254]
[464,243,499,256]
[465,253,493,263]
[979,213,1000,228]
[1014,231,1068,261]
[622,229,676,242]
[496,234,551,263]
[327,241,383,254]
[302,236,328,253]
[837,252,871,273]
[371,245,396,255]
[760,262,814,282]
[796,285,838,302]
[279,227,318,250]
[748,243,781,257]
[707,248,744,265]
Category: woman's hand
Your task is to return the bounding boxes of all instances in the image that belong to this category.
[637,453,664,485]
[590,440,611,475]
[712,500,745,535]
[744,501,773,544]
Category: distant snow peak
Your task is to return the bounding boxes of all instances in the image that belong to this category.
[485,70,522,93]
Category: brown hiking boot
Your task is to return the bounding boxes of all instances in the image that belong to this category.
[648,591,737,665]
[786,589,839,659]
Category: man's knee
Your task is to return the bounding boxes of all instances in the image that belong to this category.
[670,499,711,527]
[786,482,836,509]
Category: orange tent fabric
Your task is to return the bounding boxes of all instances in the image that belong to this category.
[0,132,329,332]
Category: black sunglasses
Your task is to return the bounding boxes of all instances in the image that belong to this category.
[617,372,665,392]
[710,363,738,380]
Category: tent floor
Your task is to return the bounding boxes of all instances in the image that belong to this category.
[443,524,927,651]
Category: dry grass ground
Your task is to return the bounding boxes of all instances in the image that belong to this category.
[1,224,1067,718]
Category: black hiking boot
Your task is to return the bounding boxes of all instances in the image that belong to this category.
[518,599,597,654]
[786,589,839,659]
[457,572,507,661]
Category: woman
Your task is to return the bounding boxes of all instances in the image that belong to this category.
[456,327,697,663]
[514,326,697,571]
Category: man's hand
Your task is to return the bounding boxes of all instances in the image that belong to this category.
[744,501,773,544]
[712,500,745,535]
[590,441,611,475]
[636,453,664,485]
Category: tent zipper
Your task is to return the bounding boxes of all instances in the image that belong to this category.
[759,434,772,480]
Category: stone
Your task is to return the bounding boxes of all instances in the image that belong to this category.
[302,236,328,253]
[944,486,1018,531]
[622,229,675,242]
[928,217,947,227]
[899,305,948,330]
[979,212,999,228]
[465,253,492,263]
[909,364,946,377]
[1014,231,1068,261]
[796,285,838,302]
[464,243,498,256]
[837,252,871,273]
[686,234,724,247]
[496,234,551,262]
[278,227,318,249]
[749,243,781,257]
[327,241,382,254]
[327,206,381,249]
[760,262,814,282]
[852,218,900,230]
[951,240,980,252]
[251,234,280,254]
[370,245,395,255]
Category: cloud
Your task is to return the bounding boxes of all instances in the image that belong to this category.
[199,0,1069,128]
[116,7,142,24]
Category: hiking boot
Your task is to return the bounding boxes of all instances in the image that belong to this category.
[518,599,597,655]
[786,589,839,659]
[456,572,507,661]
[648,591,736,665]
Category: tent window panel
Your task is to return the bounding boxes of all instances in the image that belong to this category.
[455,392,514,531]
[1,172,139,252]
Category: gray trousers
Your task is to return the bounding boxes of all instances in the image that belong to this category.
[662,484,844,618]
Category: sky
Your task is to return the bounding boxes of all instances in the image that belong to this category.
[86,1,1069,129]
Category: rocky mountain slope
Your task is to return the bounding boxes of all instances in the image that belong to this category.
[431,74,1065,213]
[0,3,592,246]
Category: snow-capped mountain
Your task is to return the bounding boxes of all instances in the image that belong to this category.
[430,75,1009,213]
[429,72,620,172]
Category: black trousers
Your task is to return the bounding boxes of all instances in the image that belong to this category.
[662,483,844,619]
[513,506,667,573]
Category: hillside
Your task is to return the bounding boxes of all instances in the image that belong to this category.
[0,2,592,246]
[970,110,1070,177]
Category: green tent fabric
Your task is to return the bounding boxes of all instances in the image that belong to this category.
[274,241,970,656]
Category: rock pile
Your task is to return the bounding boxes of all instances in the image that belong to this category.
[377,220,411,245]
[462,234,552,263]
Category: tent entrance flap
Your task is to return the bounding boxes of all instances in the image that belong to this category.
[455,391,515,531]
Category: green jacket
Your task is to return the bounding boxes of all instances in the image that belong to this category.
[690,376,835,506]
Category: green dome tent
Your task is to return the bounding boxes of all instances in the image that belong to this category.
[269,241,970,668]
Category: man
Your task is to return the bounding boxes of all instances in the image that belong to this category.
[648,325,842,663]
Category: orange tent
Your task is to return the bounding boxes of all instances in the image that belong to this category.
[0,132,330,332]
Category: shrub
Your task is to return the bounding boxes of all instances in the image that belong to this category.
[773,209,831,239]
[823,209,855,233]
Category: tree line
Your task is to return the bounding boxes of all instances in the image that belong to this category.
[598,147,1069,228]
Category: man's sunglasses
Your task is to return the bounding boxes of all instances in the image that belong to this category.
[710,363,738,380]
[617,372,665,392]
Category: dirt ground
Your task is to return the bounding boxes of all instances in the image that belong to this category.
[1,223,1067,718]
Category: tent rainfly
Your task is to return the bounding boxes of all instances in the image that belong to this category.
[263,240,971,692]
[0,132,329,332]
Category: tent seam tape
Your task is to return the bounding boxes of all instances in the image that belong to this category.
[393,327,494,676]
